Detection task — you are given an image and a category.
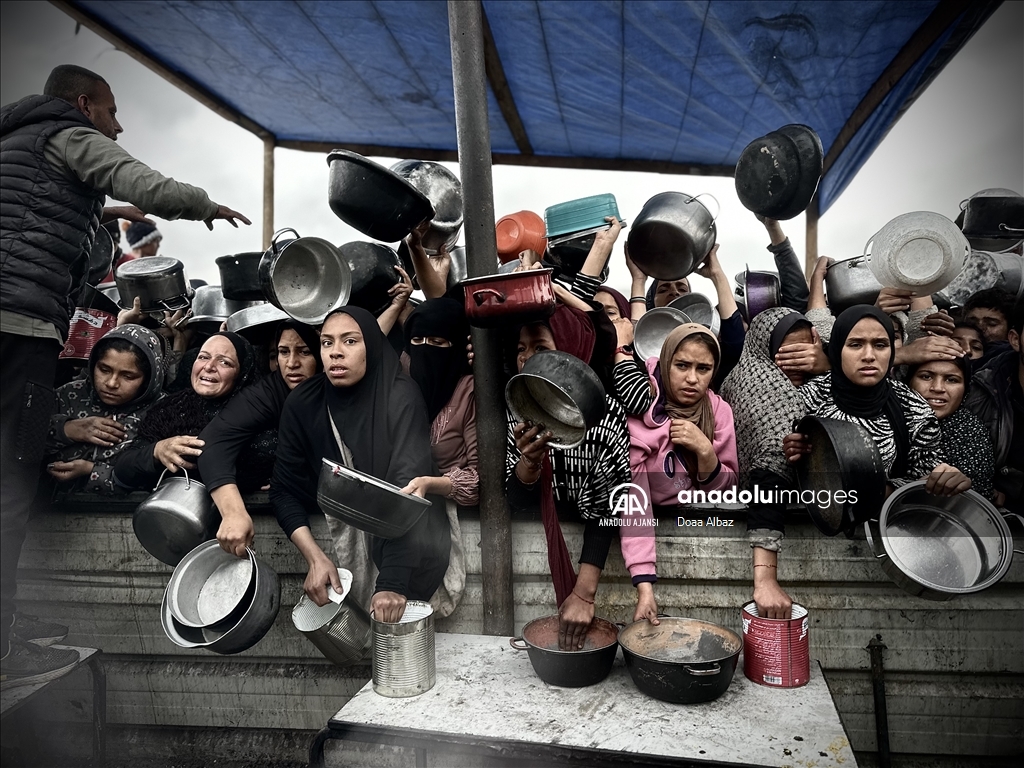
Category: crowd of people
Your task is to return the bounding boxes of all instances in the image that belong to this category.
[2,64,1021,688]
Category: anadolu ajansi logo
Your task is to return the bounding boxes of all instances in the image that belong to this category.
[609,482,648,516]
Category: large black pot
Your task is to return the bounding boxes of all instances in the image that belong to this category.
[735,124,823,221]
[217,252,265,301]
[795,414,886,536]
[509,615,619,688]
[86,225,116,286]
[327,150,434,243]
[340,241,402,316]
[618,617,741,704]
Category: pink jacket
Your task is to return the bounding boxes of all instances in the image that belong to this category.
[621,358,739,579]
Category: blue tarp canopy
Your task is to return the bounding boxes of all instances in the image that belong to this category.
[59,0,996,214]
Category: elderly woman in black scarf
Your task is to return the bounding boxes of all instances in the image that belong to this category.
[784,305,971,498]
[198,321,322,556]
[270,307,450,622]
[113,332,263,491]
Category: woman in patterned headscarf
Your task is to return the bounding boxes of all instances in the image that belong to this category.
[45,324,164,494]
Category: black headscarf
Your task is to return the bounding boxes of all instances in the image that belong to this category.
[404,298,469,421]
[273,320,323,373]
[769,312,812,358]
[827,305,910,476]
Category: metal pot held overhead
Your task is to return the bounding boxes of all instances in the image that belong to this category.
[825,256,883,313]
[216,252,266,301]
[259,228,351,325]
[459,268,556,329]
[115,256,194,313]
[389,160,463,254]
[341,241,403,316]
[627,192,718,281]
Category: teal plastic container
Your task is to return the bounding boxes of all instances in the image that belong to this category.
[544,194,620,238]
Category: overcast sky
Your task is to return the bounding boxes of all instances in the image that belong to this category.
[2,1,1021,301]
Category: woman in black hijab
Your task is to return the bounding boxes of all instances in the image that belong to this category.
[270,307,450,622]
[784,305,971,497]
[113,331,263,491]
[199,320,323,556]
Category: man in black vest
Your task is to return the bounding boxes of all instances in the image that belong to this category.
[1,64,250,688]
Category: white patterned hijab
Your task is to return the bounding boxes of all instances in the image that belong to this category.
[719,307,808,483]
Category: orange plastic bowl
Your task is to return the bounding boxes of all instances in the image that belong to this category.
[496,210,547,263]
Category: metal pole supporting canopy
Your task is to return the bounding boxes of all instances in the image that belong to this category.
[447,0,514,635]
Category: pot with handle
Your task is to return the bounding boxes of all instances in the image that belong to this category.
[825,256,883,313]
[341,241,403,315]
[509,615,619,688]
[115,256,194,313]
[459,268,556,328]
[389,159,463,254]
[627,192,718,280]
[258,228,351,325]
[133,469,218,566]
[217,252,266,300]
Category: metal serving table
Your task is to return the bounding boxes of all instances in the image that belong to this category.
[309,632,855,768]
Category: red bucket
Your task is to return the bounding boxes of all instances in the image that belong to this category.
[741,601,809,688]
[60,308,117,360]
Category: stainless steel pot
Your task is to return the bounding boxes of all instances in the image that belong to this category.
[259,228,351,325]
[188,285,260,325]
[225,303,289,335]
[825,256,883,313]
[446,246,468,290]
[939,251,1024,305]
[317,459,432,539]
[668,293,721,337]
[204,549,280,655]
[505,350,607,450]
[865,481,1023,600]
[627,192,718,280]
[509,615,619,688]
[390,160,463,254]
[115,256,194,313]
[167,540,255,629]
[133,469,217,566]
[632,306,691,363]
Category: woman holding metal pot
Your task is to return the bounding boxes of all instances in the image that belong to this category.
[270,307,450,622]
[784,305,972,497]
[506,304,646,651]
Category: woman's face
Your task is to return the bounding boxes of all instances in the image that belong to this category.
[191,336,240,398]
[667,338,715,406]
[777,324,813,386]
[654,279,690,307]
[93,348,145,406]
[840,317,891,387]
[321,313,367,387]
[277,329,317,390]
[594,291,621,321]
[952,326,985,360]
[910,360,966,420]
[410,335,452,348]
[516,324,557,373]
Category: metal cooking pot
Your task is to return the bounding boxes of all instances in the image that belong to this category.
[956,189,1024,252]
[459,268,556,329]
[939,251,1023,305]
[668,293,720,337]
[327,150,434,242]
[166,540,255,630]
[632,307,690,363]
[865,481,1023,600]
[505,350,607,450]
[225,303,289,336]
[627,192,717,280]
[509,615,619,688]
[390,160,463,254]
[188,285,260,326]
[737,269,781,320]
[735,124,823,221]
[618,617,741,704]
[217,252,265,301]
[115,256,194,313]
[317,459,431,539]
[795,415,886,536]
[341,241,402,316]
[825,256,883,313]
[87,225,116,286]
[446,246,468,290]
[259,228,351,325]
[133,469,218,566]
[544,226,618,282]
[204,548,280,655]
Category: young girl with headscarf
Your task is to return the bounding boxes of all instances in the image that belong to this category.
[198,320,322,556]
[784,305,971,497]
[507,304,639,651]
[45,324,164,494]
[270,308,450,622]
[113,331,264,491]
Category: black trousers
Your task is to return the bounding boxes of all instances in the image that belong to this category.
[1,332,59,648]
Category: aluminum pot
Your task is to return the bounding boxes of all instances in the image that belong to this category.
[317,459,431,539]
[627,192,717,280]
[341,241,402,315]
[633,307,691,363]
[825,256,883,313]
[259,228,351,325]
[795,415,886,536]
[133,469,217,566]
[188,285,260,325]
[292,569,371,667]
[668,293,720,337]
[446,246,468,290]
[618,617,741,704]
[865,481,1024,600]
[166,540,255,630]
[390,160,463,254]
[216,252,265,301]
[939,251,1024,306]
[509,615,619,688]
[115,256,194,313]
[204,548,281,655]
[225,303,289,335]
[459,268,556,329]
[505,350,607,450]
[327,150,434,242]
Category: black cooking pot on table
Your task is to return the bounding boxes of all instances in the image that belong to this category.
[618,617,741,704]
[735,124,823,221]
[795,415,886,536]
[217,252,265,301]
[510,615,619,687]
